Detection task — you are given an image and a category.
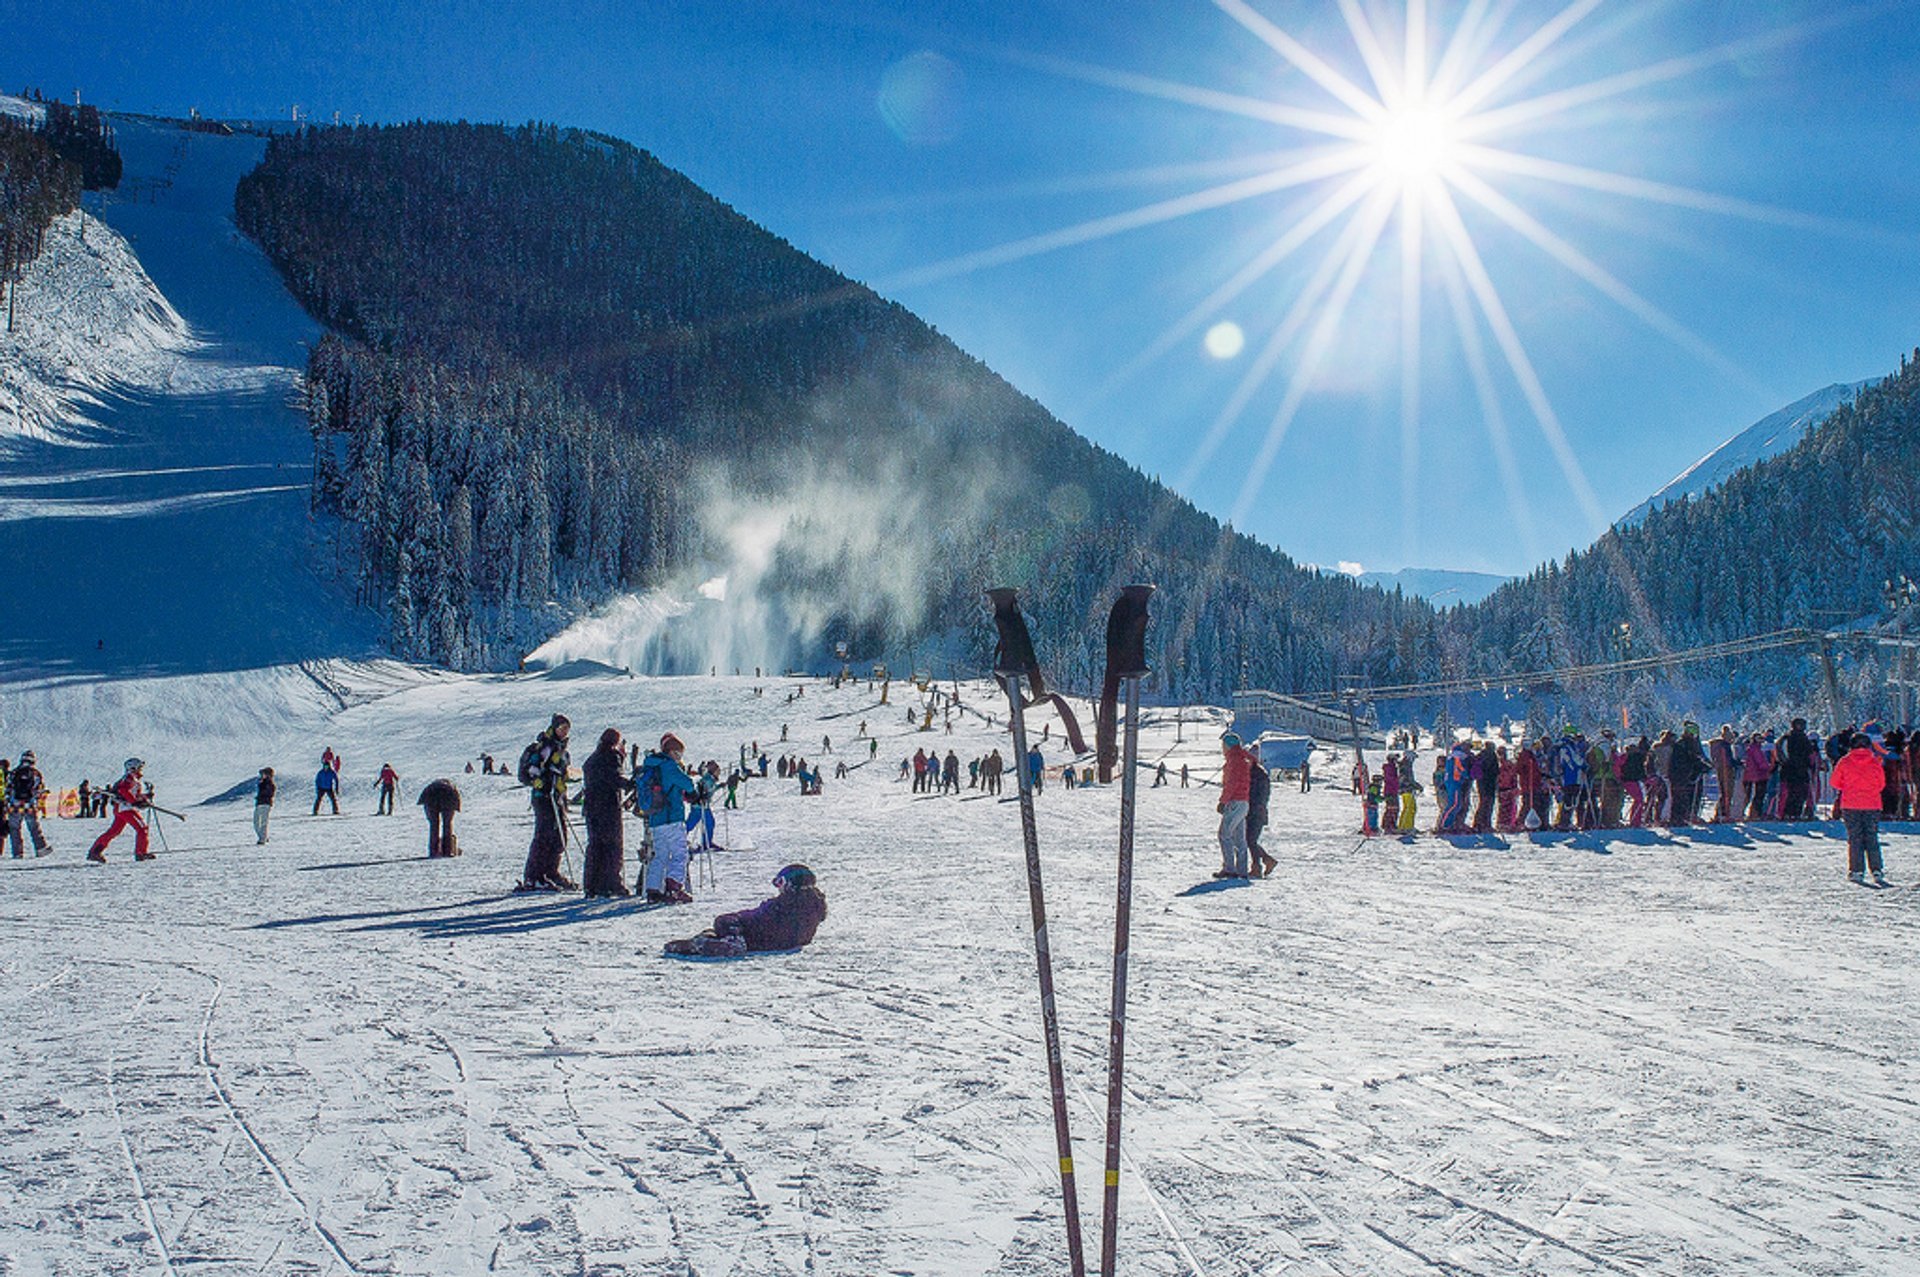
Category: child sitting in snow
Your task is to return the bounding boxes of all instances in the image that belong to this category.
[665,864,828,958]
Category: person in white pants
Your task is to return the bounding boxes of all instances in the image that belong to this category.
[253,767,276,845]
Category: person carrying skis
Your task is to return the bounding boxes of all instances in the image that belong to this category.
[253,767,276,845]
[1831,733,1891,885]
[87,759,154,863]
[581,728,630,897]
[418,777,462,858]
[1215,732,1252,878]
[6,752,52,857]
[376,763,400,816]
[518,714,576,891]
[664,863,828,957]
[311,754,341,815]
[637,733,700,903]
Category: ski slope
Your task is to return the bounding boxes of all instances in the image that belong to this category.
[2,663,1915,1275]
[0,110,374,679]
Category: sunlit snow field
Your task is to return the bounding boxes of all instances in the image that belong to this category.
[2,664,1915,1276]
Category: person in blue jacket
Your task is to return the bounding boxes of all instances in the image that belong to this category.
[1026,744,1045,795]
[312,757,340,815]
[636,733,701,903]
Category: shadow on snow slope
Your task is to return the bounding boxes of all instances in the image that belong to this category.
[0,115,374,680]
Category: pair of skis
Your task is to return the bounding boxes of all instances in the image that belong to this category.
[988,583,1153,1277]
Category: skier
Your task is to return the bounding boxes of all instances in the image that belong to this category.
[517,714,576,892]
[312,755,341,815]
[87,759,154,863]
[942,749,960,794]
[253,767,276,844]
[1298,754,1311,793]
[1831,733,1891,885]
[1741,732,1774,822]
[418,777,462,857]
[637,733,699,903]
[1153,761,1167,788]
[1246,748,1277,876]
[581,728,630,897]
[1778,718,1818,820]
[664,863,828,957]
[5,752,52,857]
[868,738,878,761]
[1710,726,1740,822]
[1027,744,1045,795]
[1668,723,1710,826]
[376,763,400,815]
[1215,733,1252,878]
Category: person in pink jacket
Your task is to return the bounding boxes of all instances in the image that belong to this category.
[1829,733,1890,885]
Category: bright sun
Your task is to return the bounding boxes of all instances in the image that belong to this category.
[1369,102,1460,183]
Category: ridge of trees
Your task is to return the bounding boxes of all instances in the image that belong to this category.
[236,120,1438,695]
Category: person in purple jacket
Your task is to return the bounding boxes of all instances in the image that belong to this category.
[664,864,828,957]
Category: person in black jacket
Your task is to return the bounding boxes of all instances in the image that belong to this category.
[519,714,575,891]
[1667,723,1711,827]
[1778,719,1818,820]
[580,728,630,897]
[253,768,276,845]
[1247,757,1277,877]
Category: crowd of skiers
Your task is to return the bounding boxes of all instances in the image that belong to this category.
[1351,716,1911,884]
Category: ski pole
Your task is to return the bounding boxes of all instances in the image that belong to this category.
[144,803,187,821]
[1096,584,1152,1277]
[988,587,1087,1277]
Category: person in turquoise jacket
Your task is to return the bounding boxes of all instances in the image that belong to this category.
[637,733,700,902]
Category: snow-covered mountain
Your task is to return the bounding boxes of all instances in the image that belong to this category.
[1618,381,1873,527]
[0,109,376,678]
[1358,567,1510,607]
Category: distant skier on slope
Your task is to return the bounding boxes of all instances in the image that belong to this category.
[376,763,400,815]
[87,759,154,863]
[312,755,340,816]
[517,714,576,891]
[664,863,827,958]
[253,767,275,844]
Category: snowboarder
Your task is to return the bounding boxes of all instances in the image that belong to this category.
[1831,733,1891,885]
[518,714,576,891]
[580,728,629,896]
[87,760,154,863]
[376,763,400,815]
[312,755,341,815]
[1215,733,1252,878]
[253,767,276,844]
[664,863,828,957]
[418,778,461,857]
[637,733,699,903]
[6,752,52,857]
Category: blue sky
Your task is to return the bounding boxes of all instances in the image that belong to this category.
[13,0,1920,576]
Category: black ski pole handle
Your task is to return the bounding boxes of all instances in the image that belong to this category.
[1097,585,1154,783]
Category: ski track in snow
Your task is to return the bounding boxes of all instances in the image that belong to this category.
[2,664,1918,1274]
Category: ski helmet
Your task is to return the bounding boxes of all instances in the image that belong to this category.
[124,757,145,774]
[773,863,816,891]
[660,732,685,755]
[1221,732,1242,747]
[19,750,33,764]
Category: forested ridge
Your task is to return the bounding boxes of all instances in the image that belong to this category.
[1439,355,1920,720]
[236,120,1437,695]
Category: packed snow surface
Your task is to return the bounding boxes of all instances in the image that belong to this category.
[2,664,1915,1274]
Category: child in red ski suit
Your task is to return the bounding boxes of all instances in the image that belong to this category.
[88,760,153,862]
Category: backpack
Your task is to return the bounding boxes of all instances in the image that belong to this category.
[517,738,544,787]
[635,756,667,817]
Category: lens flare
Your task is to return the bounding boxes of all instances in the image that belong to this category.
[1204,321,1246,358]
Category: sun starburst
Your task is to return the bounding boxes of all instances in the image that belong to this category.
[878,0,1879,613]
